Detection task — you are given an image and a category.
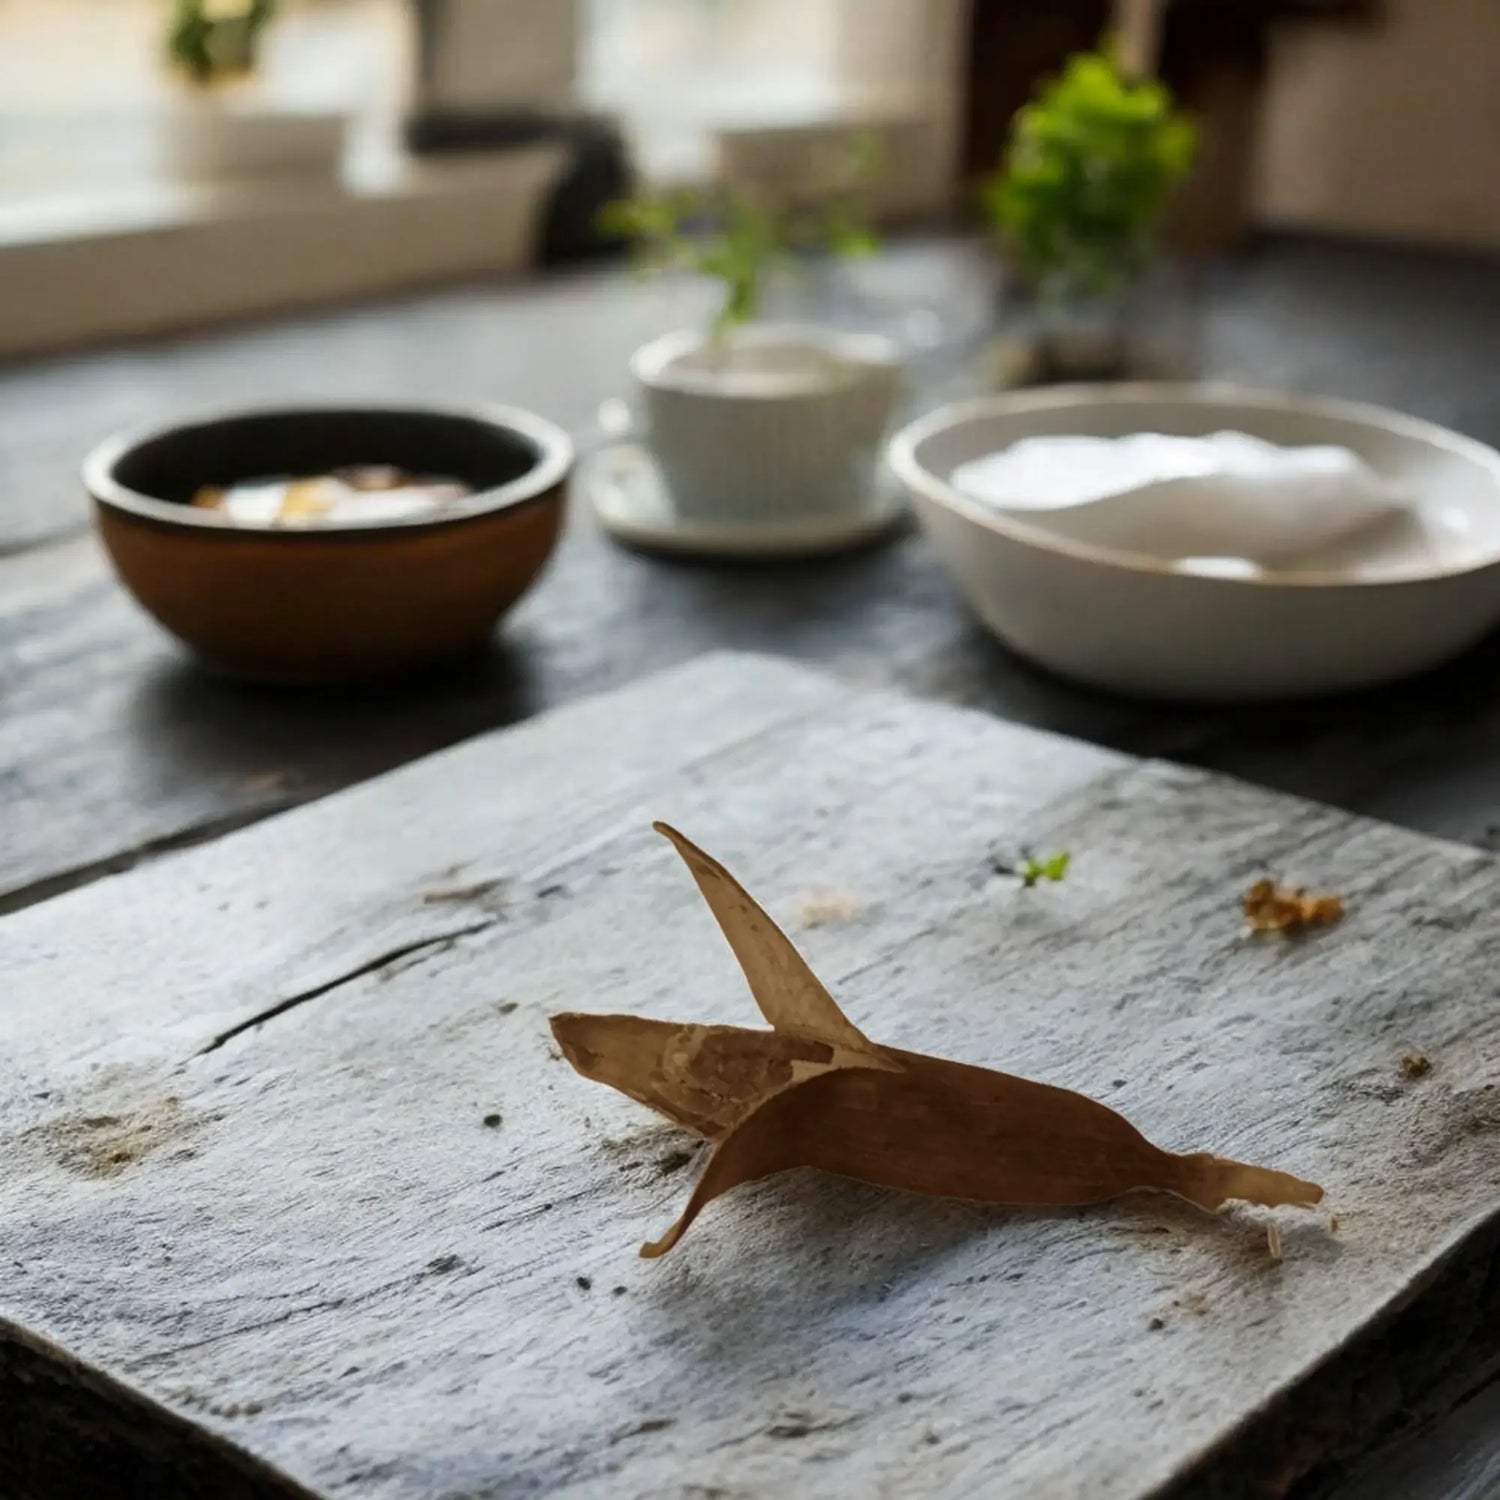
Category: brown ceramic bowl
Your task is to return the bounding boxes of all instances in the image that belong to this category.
[85,403,571,683]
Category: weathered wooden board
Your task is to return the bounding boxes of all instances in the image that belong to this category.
[3,652,1500,1499]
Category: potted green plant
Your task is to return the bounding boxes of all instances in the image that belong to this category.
[979,49,1197,383]
[161,0,348,183]
[596,141,901,535]
[167,0,278,83]
[599,132,883,342]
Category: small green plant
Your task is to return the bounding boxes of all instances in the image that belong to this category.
[167,0,278,87]
[1016,851,1071,888]
[994,849,1072,887]
[599,134,883,338]
[981,50,1196,300]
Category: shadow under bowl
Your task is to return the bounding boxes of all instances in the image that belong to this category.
[85,403,571,684]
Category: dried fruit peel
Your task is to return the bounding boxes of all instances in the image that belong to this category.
[1244,879,1344,933]
[551,1014,879,1140]
[651,822,880,1054]
[551,825,1324,1258]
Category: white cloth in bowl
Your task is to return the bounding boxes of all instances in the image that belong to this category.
[950,431,1416,570]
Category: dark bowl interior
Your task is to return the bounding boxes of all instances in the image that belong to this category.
[111,408,546,507]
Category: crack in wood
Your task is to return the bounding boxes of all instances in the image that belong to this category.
[709,1412,862,1452]
[195,919,498,1056]
[130,1257,471,1370]
[129,1297,352,1367]
[610,1417,676,1444]
[0,802,304,919]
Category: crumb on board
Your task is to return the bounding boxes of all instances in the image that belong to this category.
[1327,1213,1341,1234]
[1400,1050,1433,1080]
[1265,1221,1283,1261]
[1174,1290,1211,1318]
[1244,879,1344,934]
[482,1112,503,1128]
[798,891,862,927]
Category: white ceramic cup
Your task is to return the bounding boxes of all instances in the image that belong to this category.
[629,324,901,525]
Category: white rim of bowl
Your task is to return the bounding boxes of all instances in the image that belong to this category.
[631,323,899,399]
[84,400,573,536]
[887,381,1500,590]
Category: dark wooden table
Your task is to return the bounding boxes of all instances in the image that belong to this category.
[2,234,1499,1496]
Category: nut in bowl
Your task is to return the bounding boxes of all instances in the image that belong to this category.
[888,384,1500,701]
[85,404,571,684]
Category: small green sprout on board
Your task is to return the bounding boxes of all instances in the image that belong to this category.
[980,50,1196,302]
[599,134,884,338]
[167,0,278,86]
[992,850,1072,888]
[1017,851,1072,888]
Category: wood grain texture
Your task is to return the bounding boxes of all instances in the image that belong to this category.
[4,653,1500,1499]
[1324,1373,1500,1500]
[4,239,1500,913]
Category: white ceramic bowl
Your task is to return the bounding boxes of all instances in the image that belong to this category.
[888,384,1500,701]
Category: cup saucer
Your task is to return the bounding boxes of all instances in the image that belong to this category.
[586,442,907,559]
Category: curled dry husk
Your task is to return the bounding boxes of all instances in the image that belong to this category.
[552,824,1324,1258]
[1244,878,1344,934]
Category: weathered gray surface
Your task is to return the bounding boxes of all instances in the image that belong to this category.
[3,652,1499,1499]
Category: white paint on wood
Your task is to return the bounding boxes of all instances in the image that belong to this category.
[3,652,1499,1497]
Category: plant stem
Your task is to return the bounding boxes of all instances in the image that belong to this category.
[1112,0,1165,80]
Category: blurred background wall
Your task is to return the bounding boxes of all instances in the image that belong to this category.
[1255,0,1500,252]
[0,0,1494,355]
[3,0,1497,248]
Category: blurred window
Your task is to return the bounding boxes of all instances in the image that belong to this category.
[0,0,404,212]
[582,0,842,117]
[580,0,966,190]
[0,0,956,203]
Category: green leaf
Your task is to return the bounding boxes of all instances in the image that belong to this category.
[978,47,1195,290]
[597,130,886,335]
[167,0,277,84]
